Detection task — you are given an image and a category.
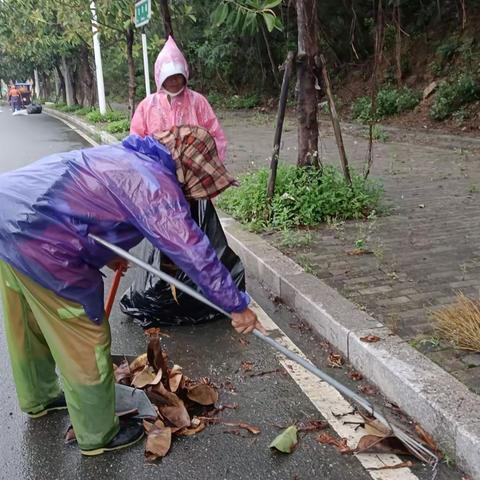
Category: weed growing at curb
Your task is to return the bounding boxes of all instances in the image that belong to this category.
[217,165,383,232]
[280,230,313,249]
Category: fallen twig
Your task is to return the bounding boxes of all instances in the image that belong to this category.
[198,417,261,435]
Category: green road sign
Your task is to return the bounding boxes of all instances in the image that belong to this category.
[135,0,151,28]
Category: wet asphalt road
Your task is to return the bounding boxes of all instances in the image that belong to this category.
[0,106,461,480]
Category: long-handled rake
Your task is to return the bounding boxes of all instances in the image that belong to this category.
[91,233,438,466]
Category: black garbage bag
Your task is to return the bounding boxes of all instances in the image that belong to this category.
[120,199,245,327]
[27,103,42,114]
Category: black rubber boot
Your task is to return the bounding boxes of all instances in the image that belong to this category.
[27,393,68,418]
[80,420,144,456]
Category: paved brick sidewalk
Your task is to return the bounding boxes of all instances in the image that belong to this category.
[220,111,480,395]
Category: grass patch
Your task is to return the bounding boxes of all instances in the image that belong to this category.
[75,106,94,116]
[85,108,127,124]
[432,292,480,351]
[105,119,130,134]
[217,165,383,232]
[207,92,261,110]
[279,230,313,249]
[55,103,82,113]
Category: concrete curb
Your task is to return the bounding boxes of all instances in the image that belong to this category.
[43,107,118,145]
[219,214,480,479]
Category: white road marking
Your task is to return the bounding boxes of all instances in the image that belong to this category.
[250,300,420,480]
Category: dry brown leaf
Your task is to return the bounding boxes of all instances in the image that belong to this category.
[132,365,160,389]
[317,432,351,453]
[186,383,219,406]
[176,417,206,436]
[414,424,440,453]
[113,359,132,385]
[168,365,183,393]
[360,335,381,343]
[64,425,76,445]
[347,370,363,381]
[143,418,166,434]
[362,416,391,437]
[129,353,148,373]
[347,248,373,256]
[356,434,410,456]
[358,383,377,396]
[154,383,191,429]
[199,417,260,435]
[368,461,414,471]
[145,425,172,461]
[327,353,344,368]
[241,360,254,372]
[146,328,168,374]
[297,420,329,433]
[170,284,179,304]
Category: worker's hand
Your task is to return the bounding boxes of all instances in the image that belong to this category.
[231,307,267,335]
[106,257,129,272]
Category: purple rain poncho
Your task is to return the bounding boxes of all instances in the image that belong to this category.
[0,135,249,323]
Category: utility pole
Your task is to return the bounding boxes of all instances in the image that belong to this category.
[90,1,106,115]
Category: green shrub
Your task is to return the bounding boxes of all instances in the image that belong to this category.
[75,106,94,116]
[430,75,480,121]
[217,165,383,231]
[351,96,373,123]
[436,38,460,63]
[84,109,126,123]
[56,103,82,113]
[352,87,420,123]
[106,119,130,134]
[85,109,106,123]
[104,110,127,122]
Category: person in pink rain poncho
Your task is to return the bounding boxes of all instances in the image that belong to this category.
[130,36,227,162]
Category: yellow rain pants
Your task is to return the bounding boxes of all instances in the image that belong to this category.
[0,260,119,450]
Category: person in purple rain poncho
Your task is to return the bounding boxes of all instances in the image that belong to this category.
[0,126,264,456]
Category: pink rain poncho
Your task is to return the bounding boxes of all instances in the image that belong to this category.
[0,135,249,323]
[130,37,227,162]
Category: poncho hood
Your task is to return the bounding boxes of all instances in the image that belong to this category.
[154,36,189,92]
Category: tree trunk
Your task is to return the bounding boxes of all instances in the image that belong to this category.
[33,69,41,100]
[72,63,80,105]
[79,45,95,107]
[61,55,74,106]
[126,26,136,119]
[296,0,320,167]
[158,0,174,39]
[55,63,66,104]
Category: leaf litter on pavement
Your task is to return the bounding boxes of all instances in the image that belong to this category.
[67,328,437,466]
[65,327,259,461]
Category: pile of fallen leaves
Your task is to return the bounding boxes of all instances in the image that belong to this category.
[114,327,225,461]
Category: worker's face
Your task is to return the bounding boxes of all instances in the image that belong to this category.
[163,74,186,93]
